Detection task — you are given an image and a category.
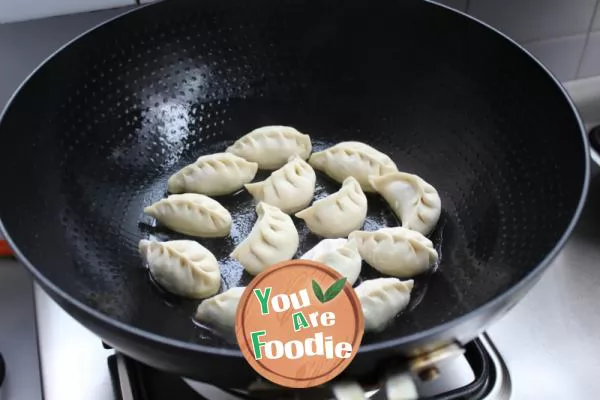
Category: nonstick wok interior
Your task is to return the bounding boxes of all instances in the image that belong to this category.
[0,0,587,352]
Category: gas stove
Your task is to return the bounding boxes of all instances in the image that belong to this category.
[108,334,510,400]
[33,286,511,400]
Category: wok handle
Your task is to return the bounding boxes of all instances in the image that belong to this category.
[0,241,12,257]
[0,232,12,257]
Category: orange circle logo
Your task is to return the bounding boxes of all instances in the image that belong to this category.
[235,260,364,388]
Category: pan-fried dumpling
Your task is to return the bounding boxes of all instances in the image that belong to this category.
[301,238,362,285]
[230,202,299,275]
[341,141,395,163]
[301,238,348,259]
[308,141,397,192]
[354,277,414,333]
[195,286,245,335]
[139,239,221,299]
[167,152,258,196]
[295,176,367,238]
[369,172,441,235]
[226,126,312,170]
[144,193,232,238]
[349,227,438,278]
[244,155,316,214]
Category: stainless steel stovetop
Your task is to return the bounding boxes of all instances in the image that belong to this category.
[1,7,600,400]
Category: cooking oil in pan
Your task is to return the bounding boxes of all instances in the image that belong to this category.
[138,138,444,343]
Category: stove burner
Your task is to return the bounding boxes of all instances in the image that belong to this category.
[107,334,510,400]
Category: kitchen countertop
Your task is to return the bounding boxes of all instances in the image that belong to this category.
[1,7,600,400]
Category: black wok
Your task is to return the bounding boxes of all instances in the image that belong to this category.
[0,0,589,390]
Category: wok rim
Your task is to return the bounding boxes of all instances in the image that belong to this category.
[0,0,591,359]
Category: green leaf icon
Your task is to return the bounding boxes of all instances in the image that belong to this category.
[312,279,325,303]
[323,277,347,303]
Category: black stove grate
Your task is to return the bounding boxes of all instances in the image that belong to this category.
[107,334,497,400]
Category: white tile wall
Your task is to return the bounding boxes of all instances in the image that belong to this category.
[433,0,600,82]
[585,3,600,78]
[0,0,135,24]
[523,35,588,81]
[593,3,600,31]
[466,0,600,81]
[468,0,597,43]
[579,32,600,78]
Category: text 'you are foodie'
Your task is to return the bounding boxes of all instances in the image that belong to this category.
[235,261,364,388]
